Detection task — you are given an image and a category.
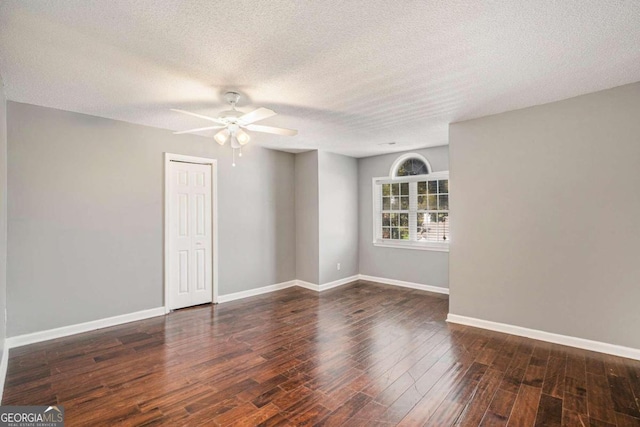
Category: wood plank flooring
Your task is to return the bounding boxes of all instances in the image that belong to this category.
[4,280,640,426]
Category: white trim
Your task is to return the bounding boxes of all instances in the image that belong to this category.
[389,152,433,178]
[293,275,360,293]
[164,153,219,313]
[374,170,450,185]
[319,275,360,291]
[217,280,298,303]
[212,161,219,305]
[372,177,379,242]
[358,274,450,295]
[295,280,320,292]
[446,314,640,361]
[373,241,449,252]
[6,307,165,349]
[216,275,359,304]
[0,344,8,402]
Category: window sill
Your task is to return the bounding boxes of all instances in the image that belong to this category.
[373,240,449,252]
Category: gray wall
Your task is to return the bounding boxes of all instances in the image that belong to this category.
[358,146,449,288]
[7,102,296,336]
[318,151,358,284]
[0,75,7,358]
[449,82,640,349]
[294,151,319,284]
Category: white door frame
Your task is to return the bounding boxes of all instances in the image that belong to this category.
[164,153,219,313]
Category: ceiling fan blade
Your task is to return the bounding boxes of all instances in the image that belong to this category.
[246,124,298,136]
[171,109,226,125]
[173,125,226,135]
[239,107,276,124]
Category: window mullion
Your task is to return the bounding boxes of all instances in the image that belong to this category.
[409,181,417,241]
[374,183,381,241]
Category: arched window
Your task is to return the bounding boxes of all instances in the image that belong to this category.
[373,153,449,251]
[389,153,432,178]
[396,158,429,176]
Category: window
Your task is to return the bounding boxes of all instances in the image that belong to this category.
[381,182,410,240]
[416,178,449,243]
[396,157,429,176]
[373,154,449,251]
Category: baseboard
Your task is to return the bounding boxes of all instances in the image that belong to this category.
[295,280,320,292]
[447,314,640,361]
[293,275,360,293]
[6,307,165,349]
[0,343,8,402]
[217,280,298,303]
[358,274,449,295]
[319,275,360,291]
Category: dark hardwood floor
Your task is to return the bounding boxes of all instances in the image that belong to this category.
[4,280,640,426]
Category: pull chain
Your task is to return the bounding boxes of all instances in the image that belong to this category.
[232,148,236,167]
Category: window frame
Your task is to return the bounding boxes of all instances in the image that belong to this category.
[372,170,450,252]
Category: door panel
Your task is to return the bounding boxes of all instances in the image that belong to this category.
[195,249,205,291]
[178,250,189,293]
[195,194,205,236]
[168,161,212,309]
[178,193,189,236]
[195,171,205,187]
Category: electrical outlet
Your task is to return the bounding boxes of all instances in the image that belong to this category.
[337,263,341,270]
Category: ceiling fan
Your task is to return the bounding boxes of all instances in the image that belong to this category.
[172,92,297,165]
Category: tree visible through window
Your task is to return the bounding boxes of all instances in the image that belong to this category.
[396,158,429,176]
[416,178,448,242]
[381,182,410,239]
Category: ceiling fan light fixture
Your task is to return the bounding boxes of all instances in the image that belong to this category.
[214,128,230,145]
[236,129,250,145]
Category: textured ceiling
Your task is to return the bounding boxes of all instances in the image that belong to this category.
[1,1,639,157]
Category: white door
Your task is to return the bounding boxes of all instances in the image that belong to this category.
[168,161,212,310]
